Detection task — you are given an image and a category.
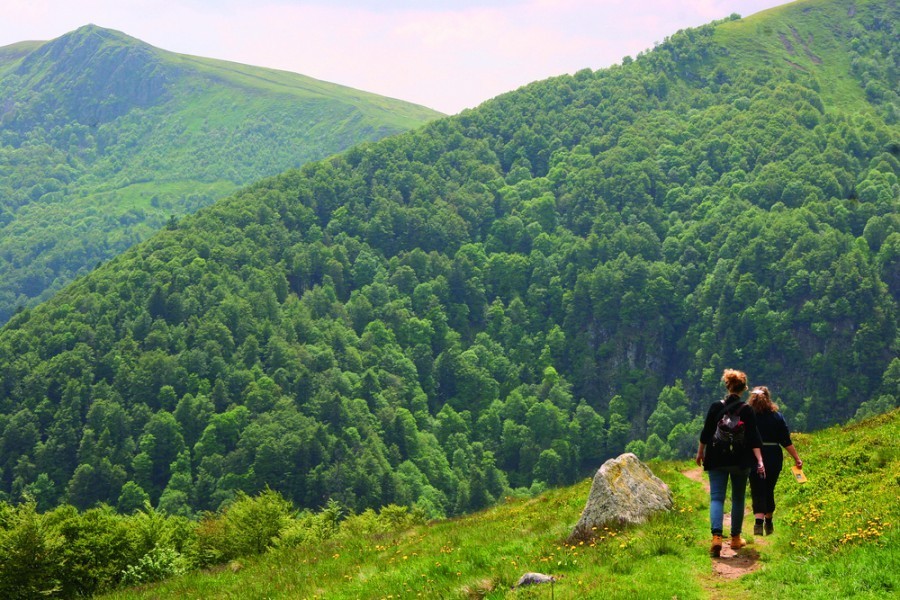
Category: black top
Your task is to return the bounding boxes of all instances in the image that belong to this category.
[699,394,763,471]
[754,410,792,447]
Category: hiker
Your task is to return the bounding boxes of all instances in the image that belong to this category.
[695,369,764,557]
[747,386,802,536]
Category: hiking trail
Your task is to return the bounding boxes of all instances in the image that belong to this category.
[683,467,765,582]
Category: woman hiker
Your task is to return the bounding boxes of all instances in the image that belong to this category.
[695,369,765,557]
[747,385,803,536]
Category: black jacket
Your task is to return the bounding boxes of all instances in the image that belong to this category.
[699,394,762,471]
[755,410,793,464]
[755,410,792,446]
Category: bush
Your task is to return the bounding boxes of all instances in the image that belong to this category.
[51,505,135,597]
[126,503,198,565]
[121,545,188,586]
[338,504,426,540]
[196,488,293,562]
[274,499,343,549]
[852,394,897,423]
[273,501,427,551]
[0,500,65,599]
[194,512,230,567]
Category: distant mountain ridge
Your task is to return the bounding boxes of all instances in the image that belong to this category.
[0,24,443,323]
[0,40,43,64]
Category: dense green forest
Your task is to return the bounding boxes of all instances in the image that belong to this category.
[0,25,442,324]
[0,0,897,525]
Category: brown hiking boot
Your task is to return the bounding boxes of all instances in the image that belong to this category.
[731,535,747,550]
[710,534,723,557]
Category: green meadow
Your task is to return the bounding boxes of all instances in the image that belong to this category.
[101,409,898,599]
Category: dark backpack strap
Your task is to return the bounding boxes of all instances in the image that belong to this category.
[719,396,743,418]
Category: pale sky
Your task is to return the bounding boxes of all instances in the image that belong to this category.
[2,0,791,114]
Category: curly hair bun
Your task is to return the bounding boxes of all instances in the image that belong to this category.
[722,369,748,394]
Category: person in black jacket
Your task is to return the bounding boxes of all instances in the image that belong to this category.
[747,386,803,536]
[695,369,765,557]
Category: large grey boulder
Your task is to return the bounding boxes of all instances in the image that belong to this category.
[569,453,673,541]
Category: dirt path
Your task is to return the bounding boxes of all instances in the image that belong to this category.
[683,467,764,581]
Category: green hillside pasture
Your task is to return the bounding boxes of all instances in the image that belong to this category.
[86,180,238,214]
[740,409,899,599]
[106,86,383,188]
[715,0,873,110]
[105,410,899,599]
[169,53,441,128]
[105,464,709,599]
[0,41,43,70]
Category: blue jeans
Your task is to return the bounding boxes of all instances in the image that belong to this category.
[708,467,749,536]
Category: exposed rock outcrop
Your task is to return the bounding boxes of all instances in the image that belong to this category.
[569,453,673,541]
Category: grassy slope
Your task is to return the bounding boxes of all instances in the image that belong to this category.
[715,0,870,110]
[90,29,445,185]
[739,409,899,599]
[0,41,42,69]
[104,410,898,599]
[0,25,444,180]
[170,53,440,129]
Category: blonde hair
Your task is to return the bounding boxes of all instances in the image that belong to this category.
[748,386,778,413]
[722,369,748,395]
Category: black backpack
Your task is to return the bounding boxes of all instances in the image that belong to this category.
[712,399,745,452]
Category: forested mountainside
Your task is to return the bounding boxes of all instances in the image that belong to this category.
[0,0,897,519]
[0,25,442,324]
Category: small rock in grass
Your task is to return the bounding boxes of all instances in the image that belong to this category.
[513,572,557,588]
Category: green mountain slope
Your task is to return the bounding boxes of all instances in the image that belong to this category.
[0,41,42,64]
[112,410,895,600]
[3,410,895,598]
[0,0,897,521]
[108,409,893,599]
[0,24,442,323]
